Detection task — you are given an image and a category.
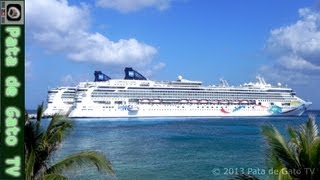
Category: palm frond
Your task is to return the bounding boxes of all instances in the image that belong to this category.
[36,102,44,122]
[301,116,318,144]
[39,115,72,152]
[262,116,320,179]
[298,116,318,155]
[47,151,115,177]
[42,173,68,180]
[288,127,299,145]
[277,167,293,180]
[309,137,320,175]
[25,149,35,180]
[25,102,115,179]
[262,124,300,170]
[47,116,73,144]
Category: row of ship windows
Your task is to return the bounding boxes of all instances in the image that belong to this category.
[137,108,266,111]
[91,92,288,97]
[89,100,292,105]
[91,92,288,96]
[97,106,260,109]
[92,97,292,102]
[94,90,290,94]
[91,94,284,98]
[91,96,288,100]
[94,108,267,112]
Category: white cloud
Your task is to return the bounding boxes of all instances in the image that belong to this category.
[66,35,157,66]
[143,62,166,77]
[26,0,158,67]
[277,54,320,70]
[259,65,311,85]
[262,8,320,83]
[96,0,171,13]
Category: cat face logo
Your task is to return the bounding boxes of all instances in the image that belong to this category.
[7,4,21,21]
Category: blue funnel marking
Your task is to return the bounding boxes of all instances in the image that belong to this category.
[124,67,147,80]
[94,71,111,82]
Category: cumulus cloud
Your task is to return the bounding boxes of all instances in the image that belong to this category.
[259,65,312,85]
[262,8,320,83]
[26,0,158,67]
[96,0,171,13]
[143,62,166,77]
[277,54,320,71]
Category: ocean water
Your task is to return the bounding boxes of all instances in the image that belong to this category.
[45,111,320,180]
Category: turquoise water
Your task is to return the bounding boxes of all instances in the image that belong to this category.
[47,111,320,180]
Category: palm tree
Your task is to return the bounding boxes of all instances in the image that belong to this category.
[25,104,115,180]
[233,116,320,180]
[262,115,320,180]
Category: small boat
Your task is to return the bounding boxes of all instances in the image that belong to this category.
[152,99,161,103]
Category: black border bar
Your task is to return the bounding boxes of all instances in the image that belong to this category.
[0,0,25,179]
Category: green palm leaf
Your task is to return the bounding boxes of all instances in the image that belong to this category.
[262,116,320,179]
[42,173,68,180]
[262,124,300,170]
[25,149,35,180]
[25,103,115,179]
[46,151,115,177]
[36,102,44,122]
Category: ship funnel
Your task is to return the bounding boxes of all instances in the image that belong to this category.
[124,67,147,80]
[94,71,111,82]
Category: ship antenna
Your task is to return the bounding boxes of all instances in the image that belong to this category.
[220,78,229,87]
[256,75,264,85]
[261,77,266,85]
[224,79,229,87]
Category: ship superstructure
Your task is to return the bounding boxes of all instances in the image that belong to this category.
[43,86,76,116]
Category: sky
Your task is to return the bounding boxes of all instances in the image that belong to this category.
[26,0,320,109]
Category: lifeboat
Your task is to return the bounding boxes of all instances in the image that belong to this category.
[140,99,149,103]
[231,100,239,104]
[190,99,198,104]
[209,100,218,104]
[220,100,229,104]
[179,99,188,104]
[200,99,208,104]
[152,99,161,103]
[241,100,249,104]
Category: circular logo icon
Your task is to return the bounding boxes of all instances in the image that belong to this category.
[7,6,20,20]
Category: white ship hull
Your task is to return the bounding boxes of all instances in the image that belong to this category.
[68,103,310,118]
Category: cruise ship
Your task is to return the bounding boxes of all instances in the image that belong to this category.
[44,67,312,118]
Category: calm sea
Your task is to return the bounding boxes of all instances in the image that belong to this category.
[40,110,320,180]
